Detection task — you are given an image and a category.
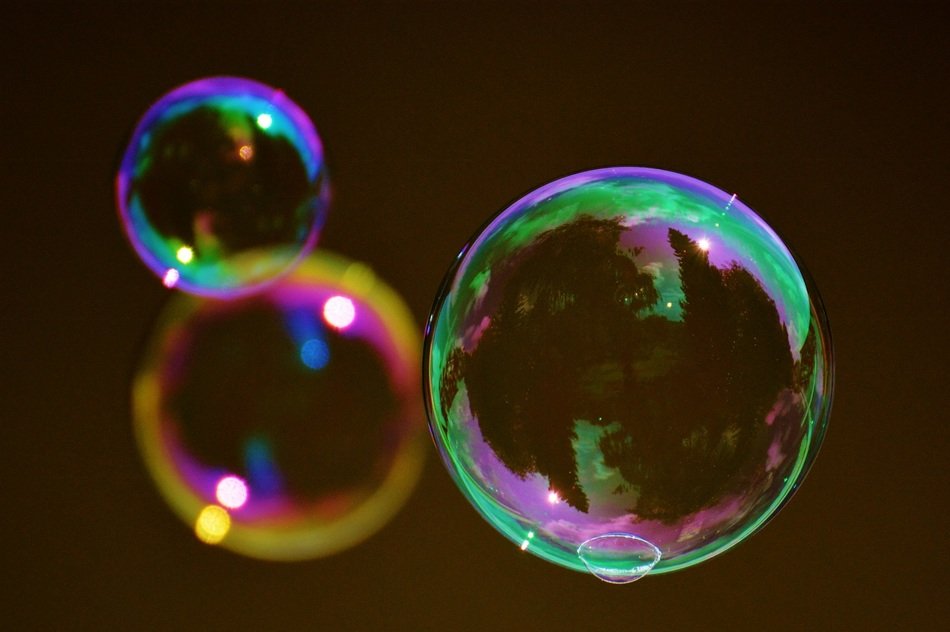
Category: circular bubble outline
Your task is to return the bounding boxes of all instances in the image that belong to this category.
[134,250,426,560]
[116,76,329,297]
[423,166,834,576]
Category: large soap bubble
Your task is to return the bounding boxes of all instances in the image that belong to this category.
[134,251,425,560]
[424,167,833,582]
[116,76,328,297]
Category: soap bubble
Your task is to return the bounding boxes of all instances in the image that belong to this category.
[116,76,329,297]
[134,251,425,560]
[424,167,833,582]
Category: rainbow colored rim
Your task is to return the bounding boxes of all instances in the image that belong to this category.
[134,251,426,560]
[116,76,328,297]
[424,167,833,576]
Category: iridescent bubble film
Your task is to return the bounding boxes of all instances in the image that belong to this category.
[134,251,425,560]
[424,167,833,582]
[116,76,328,296]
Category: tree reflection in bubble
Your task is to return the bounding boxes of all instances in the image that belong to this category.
[425,168,832,581]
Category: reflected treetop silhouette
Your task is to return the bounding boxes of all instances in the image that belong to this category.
[446,216,798,521]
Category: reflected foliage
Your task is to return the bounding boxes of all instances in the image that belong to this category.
[450,217,797,521]
[135,106,314,255]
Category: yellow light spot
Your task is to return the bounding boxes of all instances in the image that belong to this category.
[238,144,254,161]
[698,238,711,252]
[176,246,194,264]
[195,505,231,544]
[666,301,673,308]
[256,113,273,129]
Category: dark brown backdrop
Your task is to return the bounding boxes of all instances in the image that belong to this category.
[3,3,947,630]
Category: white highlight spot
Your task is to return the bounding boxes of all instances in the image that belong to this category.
[547,490,561,505]
[163,268,180,288]
[256,113,273,129]
[176,246,194,264]
[698,238,711,252]
[323,295,356,329]
[215,476,249,509]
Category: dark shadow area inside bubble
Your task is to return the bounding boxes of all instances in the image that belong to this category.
[133,105,318,255]
[163,302,399,500]
[446,216,810,522]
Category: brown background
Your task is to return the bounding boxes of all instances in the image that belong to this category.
[3,3,947,630]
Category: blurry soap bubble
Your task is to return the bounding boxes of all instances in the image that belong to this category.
[424,167,833,582]
[133,250,425,560]
[116,76,329,297]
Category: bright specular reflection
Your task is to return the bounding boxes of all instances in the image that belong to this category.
[195,505,231,544]
[323,295,356,329]
[176,246,194,264]
[163,268,180,288]
[134,250,426,560]
[424,167,833,579]
[215,476,249,509]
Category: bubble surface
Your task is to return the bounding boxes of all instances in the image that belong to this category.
[134,251,425,560]
[117,76,328,296]
[424,167,833,578]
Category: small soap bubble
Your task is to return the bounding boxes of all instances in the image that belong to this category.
[577,534,661,584]
[424,167,833,580]
[116,76,329,297]
[134,251,425,559]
